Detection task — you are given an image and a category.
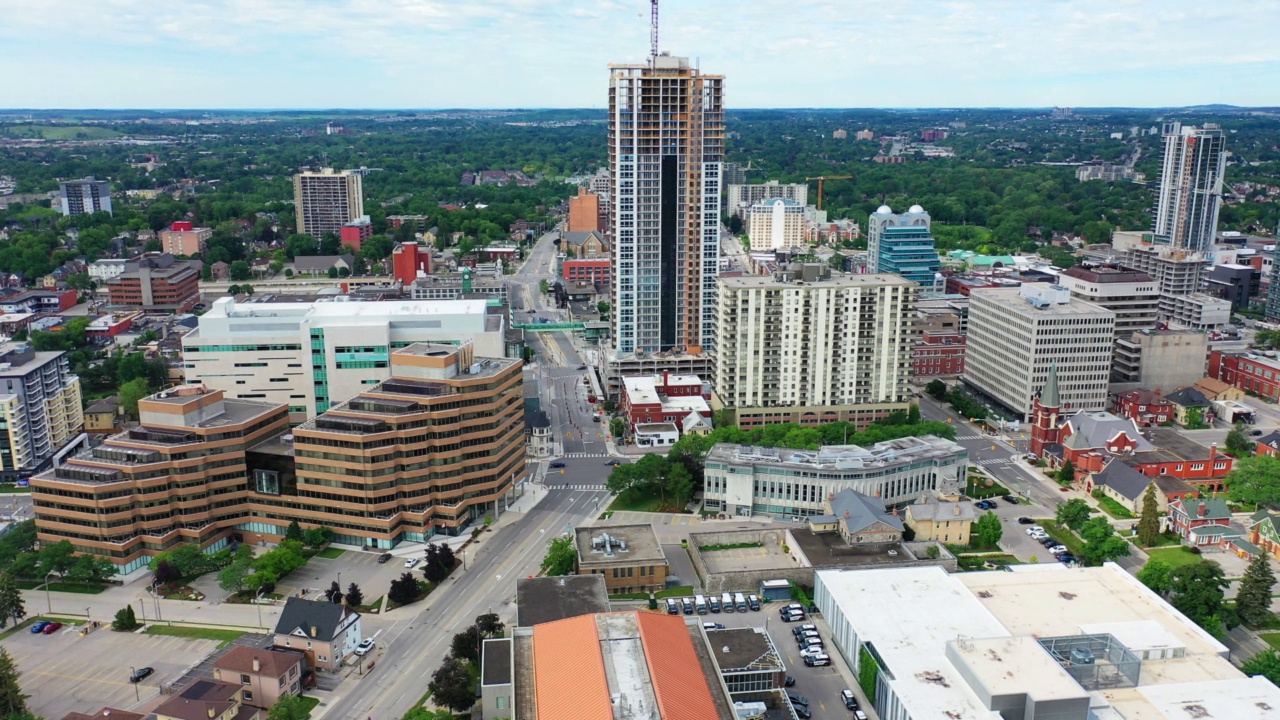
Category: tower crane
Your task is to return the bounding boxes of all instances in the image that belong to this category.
[804,175,852,211]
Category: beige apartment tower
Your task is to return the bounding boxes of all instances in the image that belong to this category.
[293,168,365,238]
[714,264,916,428]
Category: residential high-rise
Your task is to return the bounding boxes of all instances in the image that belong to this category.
[726,181,808,218]
[0,343,84,480]
[293,168,365,239]
[158,221,212,256]
[964,284,1115,420]
[609,53,724,354]
[714,264,916,428]
[867,204,942,294]
[744,197,805,251]
[1154,121,1226,252]
[58,177,112,216]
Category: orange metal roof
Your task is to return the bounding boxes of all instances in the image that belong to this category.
[531,614,611,720]
[635,612,721,720]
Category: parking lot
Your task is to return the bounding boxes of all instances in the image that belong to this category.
[697,538,792,575]
[707,602,870,719]
[191,546,419,607]
[2,622,220,719]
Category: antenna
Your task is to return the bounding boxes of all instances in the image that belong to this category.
[650,0,659,59]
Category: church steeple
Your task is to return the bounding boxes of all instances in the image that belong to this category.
[1040,362,1061,410]
[1030,362,1063,458]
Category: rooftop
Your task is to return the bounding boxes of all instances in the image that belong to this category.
[1060,265,1154,285]
[718,271,913,290]
[789,529,909,568]
[152,680,244,720]
[482,637,512,686]
[515,575,610,627]
[574,524,666,568]
[705,627,782,673]
[1133,427,1216,464]
[706,435,966,470]
[213,646,304,678]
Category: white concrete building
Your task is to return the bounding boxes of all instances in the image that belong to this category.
[703,436,967,517]
[745,197,805,251]
[88,259,127,282]
[726,181,808,218]
[964,284,1115,420]
[1055,265,1158,339]
[182,296,509,421]
[814,563,1274,720]
[1155,122,1226,253]
[58,177,112,216]
[714,264,916,427]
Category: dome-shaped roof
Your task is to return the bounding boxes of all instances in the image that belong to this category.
[908,204,924,214]
[875,205,892,214]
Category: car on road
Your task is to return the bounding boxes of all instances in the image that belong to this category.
[354,638,376,656]
[130,667,154,683]
[404,557,419,569]
[577,364,587,370]
[377,553,392,564]
[549,462,565,469]
[1017,517,1035,524]
[605,459,623,466]
[1002,495,1020,505]
[41,621,62,634]
[1252,430,1264,436]
[30,621,49,633]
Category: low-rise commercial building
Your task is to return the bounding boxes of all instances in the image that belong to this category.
[574,524,668,595]
[1207,350,1280,402]
[409,273,507,303]
[561,259,610,287]
[903,499,975,544]
[620,372,711,430]
[106,253,200,312]
[339,215,372,253]
[703,436,967,517]
[158,221,212,257]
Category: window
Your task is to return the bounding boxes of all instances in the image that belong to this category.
[244,691,254,702]
[240,674,251,684]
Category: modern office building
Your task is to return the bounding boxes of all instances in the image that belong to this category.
[181,296,509,421]
[0,343,84,480]
[867,204,942,294]
[293,168,365,239]
[815,563,1276,720]
[1056,265,1159,339]
[964,284,1115,420]
[714,263,916,428]
[725,181,808,218]
[703,435,967,517]
[33,344,527,571]
[105,253,201,312]
[1154,121,1226,252]
[158,221,212,256]
[744,197,805,251]
[609,52,724,354]
[1113,329,1209,389]
[58,177,112,216]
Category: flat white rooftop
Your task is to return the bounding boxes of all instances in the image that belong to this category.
[1133,677,1280,720]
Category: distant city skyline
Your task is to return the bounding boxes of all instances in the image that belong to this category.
[1,0,1277,109]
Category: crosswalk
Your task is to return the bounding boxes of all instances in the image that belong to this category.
[976,458,1012,466]
[546,484,608,491]
[558,452,612,458]
[956,434,987,440]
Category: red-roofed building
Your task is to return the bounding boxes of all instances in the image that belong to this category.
[1112,388,1173,426]
[391,241,432,285]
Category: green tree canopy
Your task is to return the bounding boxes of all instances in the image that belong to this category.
[1168,560,1229,632]
[1137,558,1174,596]
[1225,454,1280,507]
[973,512,1003,548]
[1237,553,1277,627]
[1055,498,1091,530]
[540,536,575,576]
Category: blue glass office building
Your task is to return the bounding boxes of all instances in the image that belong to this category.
[868,204,942,294]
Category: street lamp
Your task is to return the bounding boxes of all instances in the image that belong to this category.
[255,586,268,629]
[137,598,146,623]
[129,667,140,702]
[44,570,56,614]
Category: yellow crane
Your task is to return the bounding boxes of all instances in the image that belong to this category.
[804,175,852,210]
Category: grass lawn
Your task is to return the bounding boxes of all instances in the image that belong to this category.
[1039,520,1090,563]
[296,695,321,719]
[1092,493,1135,519]
[965,476,1010,499]
[607,490,687,514]
[315,547,346,559]
[698,542,764,552]
[0,484,30,493]
[957,554,1022,571]
[611,585,694,600]
[1261,633,1280,651]
[1136,532,1183,549]
[146,625,245,648]
[1145,546,1205,569]
[357,597,384,613]
[0,125,123,140]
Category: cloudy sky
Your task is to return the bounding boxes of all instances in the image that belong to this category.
[2,0,1276,109]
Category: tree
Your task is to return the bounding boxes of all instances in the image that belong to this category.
[218,554,253,594]
[303,526,333,548]
[1185,406,1207,429]
[437,543,456,572]
[596,300,610,315]
[1227,422,1255,457]
[1137,558,1174,596]
[925,379,948,400]
[540,536,576,576]
[427,656,476,713]
[1137,484,1161,547]
[284,520,304,543]
[112,604,140,631]
[345,582,364,608]
[666,462,695,509]
[0,647,31,718]
[1055,498,1091,531]
[1078,517,1130,564]
[267,693,311,720]
[423,543,451,584]
[38,540,76,578]
[388,572,422,606]
[451,625,482,664]
[1237,553,1277,627]
[1225,454,1280,507]
[401,708,456,720]
[0,572,25,628]
[153,559,181,586]
[1055,460,1076,485]
[610,417,626,439]
[324,580,343,604]
[119,377,150,419]
[973,511,1003,548]
[67,553,116,584]
[1241,649,1280,687]
[229,260,251,281]
[476,612,504,638]
[1168,560,1228,630]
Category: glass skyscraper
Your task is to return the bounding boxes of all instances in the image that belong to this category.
[867,204,942,295]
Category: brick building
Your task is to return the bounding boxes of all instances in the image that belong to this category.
[158,221,212,256]
[567,187,601,233]
[339,215,373,253]
[391,241,432,285]
[1208,350,1280,402]
[1111,388,1174,426]
[106,253,200,312]
[574,524,669,595]
[561,259,610,287]
[912,330,965,378]
[621,372,711,430]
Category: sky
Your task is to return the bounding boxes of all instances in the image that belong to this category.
[1,0,1277,110]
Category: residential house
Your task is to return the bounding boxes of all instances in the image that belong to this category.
[1255,430,1280,457]
[1168,497,1234,547]
[292,254,355,277]
[903,499,974,544]
[681,411,713,437]
[60,710,145,720]
[1164,386,1212,426]
[1195,377,1246,403]
[1246,511,1280,561]
[1085,459,1195,514]
[210,261,230,281]
[151,679,261,720]
[272,597,362,672]
[212,646,306,710]
[84,396,123,434]
[810,489,904,545]
[1112,388,1173,426]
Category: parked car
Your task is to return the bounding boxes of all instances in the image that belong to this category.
[377,553,392,564]
[577,364,587,370]
[30,621,49,634]
[791,624,818,636]
[130,667,154,683]
[1039,536,1056,547]
[354,638,376,656]
[1059,554,1078,565]
[793,706,812,719]
[1017,517,1035,524]
[1025,526,1045,535]
[854,710,868,720]
[784,676,796,687]
[841,689,859,710]
[787,692,810,707]
[404,557,419,569]
[549,461,565,469]
[1252,430,1264,437]
[41,622,62,634]
[782,611,806,622]
[1002,494,1020,504]
[1049,545,1068,555]
[780,602,804,614]
[747,594,761,611]
[803,653,831,667]
[799,647,826,659]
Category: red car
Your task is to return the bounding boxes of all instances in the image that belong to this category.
[41,621,62,634]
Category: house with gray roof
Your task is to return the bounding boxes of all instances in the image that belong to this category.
[1164,386,1211,427]
[812,489,904,545]
[272,597,362,672]
[292,254,355,276]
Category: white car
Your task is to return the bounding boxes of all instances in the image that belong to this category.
[1049,545,1068,555]
[404,557,419,569]
[354,638,375,656]
[799,647,826,658]
[1025,526,1045,536]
